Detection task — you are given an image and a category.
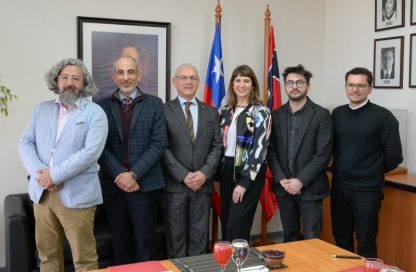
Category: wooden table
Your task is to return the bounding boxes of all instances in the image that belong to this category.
[257,239,363,271]
[92,239,363,271]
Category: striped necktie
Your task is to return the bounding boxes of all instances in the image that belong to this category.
[185,102,195,143]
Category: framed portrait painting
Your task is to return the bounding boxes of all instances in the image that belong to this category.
[373,36,404,88]
[77,16,171,102]
[412,0,416,25]
[375,0,404,31]
[410,34,416,87]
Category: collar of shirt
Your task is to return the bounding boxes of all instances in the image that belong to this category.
[349,99,369,110]
[54,96,81,112]
[286,97,309,114]
[178,95,197,106]
[383,69,393,75]
[119,88,138,102]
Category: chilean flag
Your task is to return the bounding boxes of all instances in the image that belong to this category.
[203,22,225,109]
[203,22,225,217]
[260,25,281,222]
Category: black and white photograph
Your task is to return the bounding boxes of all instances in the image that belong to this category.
[77,17,171,101]
[412,0,416,25]
[410,34,416,87]
[375,0,404,31]
[373,36,404,88]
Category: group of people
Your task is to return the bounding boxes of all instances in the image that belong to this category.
[18,56,402,272]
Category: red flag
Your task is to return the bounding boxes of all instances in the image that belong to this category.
[260,25,281,222]
[203,22,225,217]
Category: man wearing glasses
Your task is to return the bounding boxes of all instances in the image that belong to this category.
[331,67,402,258]
[19,58,108,271]
[380,47,395,79]
[98,56,167,264]
[268,64,333,242]
[162,63,222,257]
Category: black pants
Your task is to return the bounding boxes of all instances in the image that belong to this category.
[330,186,383,258]
[278,195,323,242]
[220,157,265,242]
[104,189,158,264]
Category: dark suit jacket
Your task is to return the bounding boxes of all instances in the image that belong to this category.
[98,90,167,193]
[162,98,222,193]
[380,69,395,79]
[267,98,333,201]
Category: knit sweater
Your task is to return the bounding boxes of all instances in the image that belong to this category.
[331,101,403,191]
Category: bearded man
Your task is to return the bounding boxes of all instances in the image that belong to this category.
[19,58,108,271]
[267,64,333,242]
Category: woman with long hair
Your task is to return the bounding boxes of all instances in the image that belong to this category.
[216,65,271,241]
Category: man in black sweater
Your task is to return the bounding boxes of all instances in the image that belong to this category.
[331,67,403,258]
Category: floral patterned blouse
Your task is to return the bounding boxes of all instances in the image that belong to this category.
[220,103,271,188]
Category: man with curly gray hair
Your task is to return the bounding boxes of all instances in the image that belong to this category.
[19,58,108,271]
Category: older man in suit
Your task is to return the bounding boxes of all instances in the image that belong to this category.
[162,63,222,258]
[98,56,166,264]
[267,64,333,242]
[19,58,108,271]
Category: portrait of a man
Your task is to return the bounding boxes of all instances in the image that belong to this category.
[91,31,159,101]
[380,47,395,79]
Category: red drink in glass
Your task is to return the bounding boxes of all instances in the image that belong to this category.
[213,241,233,271]
[364,258,384,272]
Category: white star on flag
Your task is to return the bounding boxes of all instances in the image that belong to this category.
[212,55,224,83]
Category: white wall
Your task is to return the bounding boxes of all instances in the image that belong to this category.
[2,0,413,268]
[0,0,328,266]
[324,0,416,170]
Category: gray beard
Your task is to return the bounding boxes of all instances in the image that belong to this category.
[59,90,82,106]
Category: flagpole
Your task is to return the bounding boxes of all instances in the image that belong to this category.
[263,5,271,104]
[211,0,222,248]
[215,0,222,25]
[260,5,272,246]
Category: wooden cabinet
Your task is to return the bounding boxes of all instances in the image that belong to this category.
[321,173,416,272]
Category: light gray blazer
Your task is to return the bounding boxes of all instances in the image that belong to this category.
[19,97,108,208]
[162,98,222,193]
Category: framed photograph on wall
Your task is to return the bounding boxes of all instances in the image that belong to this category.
[77,16,171,102]
[412,0,416,25]
[410,34,416,87]
[375,0,404,31]
[373,36,404,88]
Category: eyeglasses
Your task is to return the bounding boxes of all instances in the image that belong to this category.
[285,80,306,88]
[175,75,200,82]
[345,83,369,90]
[115,70,138,78]
[58,75,82,83]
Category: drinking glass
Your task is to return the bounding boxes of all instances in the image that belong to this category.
[231,239,249,272]
[380,265,401,272]
[213,241,233,272]
[364,258,384,272]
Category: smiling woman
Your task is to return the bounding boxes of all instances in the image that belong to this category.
[216,65,271,243]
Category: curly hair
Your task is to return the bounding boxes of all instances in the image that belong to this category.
[45,58,98,97]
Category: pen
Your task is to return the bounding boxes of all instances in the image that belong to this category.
[331,254,362,259]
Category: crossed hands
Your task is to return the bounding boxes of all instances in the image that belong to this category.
[184,171,207,192]
[37,169,62,192]
[280,178,303,195]
[114,171,139,193]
